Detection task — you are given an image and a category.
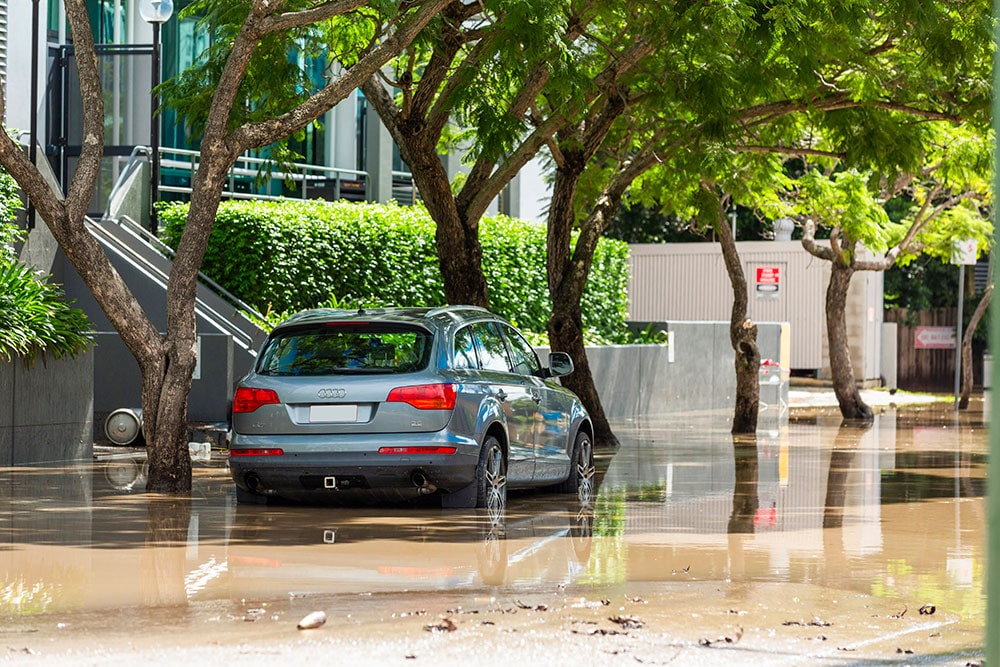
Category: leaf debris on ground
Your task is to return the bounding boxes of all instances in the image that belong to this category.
[609,615,644,630]
[782,617,832,627]
[515,600,548,612]
[424,616,458,633]
[698,627,743,647]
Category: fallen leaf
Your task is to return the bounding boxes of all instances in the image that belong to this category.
[919,604,936,616]
[573,627,626,636]
[782,618,832,628]
[515,600,548,612]
[625,596,647,604]
[424,617,457,633]
[609,615,643,630]
[296,611,327,630]
[897,648,914,655]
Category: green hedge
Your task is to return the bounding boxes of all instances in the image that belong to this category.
[158,199,630,341]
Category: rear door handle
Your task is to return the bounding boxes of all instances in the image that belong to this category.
[496,389,508,402]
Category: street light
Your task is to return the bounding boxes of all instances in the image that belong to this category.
[139,0,173,234]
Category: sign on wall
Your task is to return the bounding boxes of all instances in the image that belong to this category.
[914,326,956,350]
[755,266,781,300]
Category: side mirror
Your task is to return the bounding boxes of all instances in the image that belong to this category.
[547,351,574,378]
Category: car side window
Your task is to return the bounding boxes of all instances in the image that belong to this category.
[504,325,542,376]
[473,322,513,372]
[453,325,480,369]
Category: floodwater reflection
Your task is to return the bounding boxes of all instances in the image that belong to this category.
[0,408,986,637]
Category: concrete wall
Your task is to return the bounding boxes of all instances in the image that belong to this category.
[542,321,790,423]
[0,352,94,465]
[93,332,236,427]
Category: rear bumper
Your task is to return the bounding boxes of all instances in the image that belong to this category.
[228,431,479,498]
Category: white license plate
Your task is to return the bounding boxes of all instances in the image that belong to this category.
[309,404,358,423]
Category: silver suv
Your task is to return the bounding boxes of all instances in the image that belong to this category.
[228,306,594,510]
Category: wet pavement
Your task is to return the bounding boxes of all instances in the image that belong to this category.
[0,394,987,666]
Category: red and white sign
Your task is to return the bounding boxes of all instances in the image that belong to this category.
[755,266,781,299]
[914,326,956,350]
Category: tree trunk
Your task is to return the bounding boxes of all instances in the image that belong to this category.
[826,262,873,420]
[959,283,991,410]
[713,196,759,434]
[544,142,620,449]
[548,304,618,448]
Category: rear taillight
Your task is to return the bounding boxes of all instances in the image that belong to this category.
[233,387,280,413]
[228,448,284,457]
[386,383,457,410]
[378,446,456,455]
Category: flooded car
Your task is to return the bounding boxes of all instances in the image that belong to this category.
[228,306,594,509]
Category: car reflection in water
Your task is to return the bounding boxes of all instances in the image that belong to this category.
[220,493,594,596]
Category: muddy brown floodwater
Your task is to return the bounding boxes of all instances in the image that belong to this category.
[0,397,987,666]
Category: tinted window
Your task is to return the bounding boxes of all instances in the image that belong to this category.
[257,324,432,375]
[473,322,512,373]
[453,326,479,369]
[504,325,541,376]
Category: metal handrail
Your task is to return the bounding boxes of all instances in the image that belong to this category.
[116,214,266,326]
[159,146,371,201]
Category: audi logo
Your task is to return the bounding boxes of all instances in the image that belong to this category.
[317,388,347,399]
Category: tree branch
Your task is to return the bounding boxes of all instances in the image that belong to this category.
[231,0,450,151]
[256,0,368,33]
[800,218,836,261]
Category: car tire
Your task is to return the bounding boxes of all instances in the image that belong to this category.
[557,430,595,504]
[475,435,507,515]
[235,485,269,505]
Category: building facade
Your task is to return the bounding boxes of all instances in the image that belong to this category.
[4,0,550,223]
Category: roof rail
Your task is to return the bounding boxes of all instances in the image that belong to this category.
[425,304,492,318]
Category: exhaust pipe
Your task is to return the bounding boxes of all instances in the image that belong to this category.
[410,470,437,495]
[244,472,263,492]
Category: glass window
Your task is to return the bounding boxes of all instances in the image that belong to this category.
[257,324,432,376]
[453,326,479,370]
[504,326,541,376]
[473,322,512,373]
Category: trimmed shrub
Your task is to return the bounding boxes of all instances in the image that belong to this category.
[158,199,630,341]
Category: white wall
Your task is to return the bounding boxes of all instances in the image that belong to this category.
[628,240,885,382]
[5,0,43,133]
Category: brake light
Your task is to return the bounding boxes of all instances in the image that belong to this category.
[228,448,284,457]
[233,387,280,413]
[386,383,457,410]
[378,446,457,455]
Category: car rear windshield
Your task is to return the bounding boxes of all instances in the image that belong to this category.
[256,323,433,376]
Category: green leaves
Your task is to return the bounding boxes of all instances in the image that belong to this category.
[158,199,630,340]
[0,258,93,365]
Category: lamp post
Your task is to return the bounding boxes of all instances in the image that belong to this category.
[139,0,173,234]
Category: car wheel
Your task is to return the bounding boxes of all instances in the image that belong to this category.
[476,435,507,516]
[235,485,269,505]
[558,430,595,504]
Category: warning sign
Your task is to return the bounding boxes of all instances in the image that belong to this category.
[755,266,780,300]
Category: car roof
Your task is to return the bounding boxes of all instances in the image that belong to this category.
[271,305,506,334]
